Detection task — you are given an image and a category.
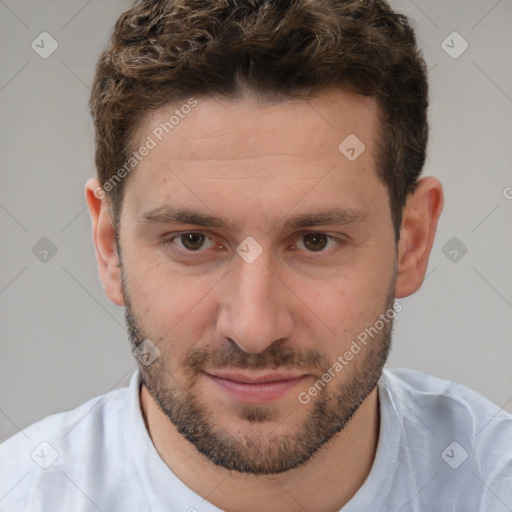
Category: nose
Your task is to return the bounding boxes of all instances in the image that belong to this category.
[216,250,294,354]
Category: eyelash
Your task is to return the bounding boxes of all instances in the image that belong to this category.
[160,231,346,257]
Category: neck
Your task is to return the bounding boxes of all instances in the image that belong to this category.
[140,384,380,512]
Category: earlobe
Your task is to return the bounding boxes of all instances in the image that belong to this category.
[395,177,444,298]
[85,178,125,306]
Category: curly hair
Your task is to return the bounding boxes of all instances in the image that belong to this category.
[90,0,429,239]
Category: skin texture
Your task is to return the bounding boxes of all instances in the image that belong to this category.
[85,89,443,512]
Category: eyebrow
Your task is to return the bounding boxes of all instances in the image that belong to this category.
[139,206,368,231]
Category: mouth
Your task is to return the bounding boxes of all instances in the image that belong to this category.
[203,370,311,404]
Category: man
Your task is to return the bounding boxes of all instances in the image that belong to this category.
[1,0,511,510]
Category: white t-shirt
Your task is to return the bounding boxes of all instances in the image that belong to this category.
[1,368,511,511]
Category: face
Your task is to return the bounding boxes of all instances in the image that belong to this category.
[117,90,398,474]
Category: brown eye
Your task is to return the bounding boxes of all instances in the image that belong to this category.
[161,231,221,258]
[302,233,329,251]
[179,233,206,251]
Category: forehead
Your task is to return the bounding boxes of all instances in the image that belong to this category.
[122,89,385,225]
[134,89,379,166]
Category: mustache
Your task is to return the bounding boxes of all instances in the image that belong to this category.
[183,341,330,373]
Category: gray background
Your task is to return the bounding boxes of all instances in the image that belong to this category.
[0,0,511,443]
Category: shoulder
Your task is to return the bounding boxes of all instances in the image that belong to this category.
[381,368,512,496]
[0,382,129,457]
[0,374,136,510]
[381,367,512,428]
[381,367,512,435]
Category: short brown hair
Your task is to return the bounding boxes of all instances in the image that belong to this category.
[90,0,428,239]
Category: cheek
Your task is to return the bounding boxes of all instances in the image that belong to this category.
[293,252,395,342]
[127,255,222,342]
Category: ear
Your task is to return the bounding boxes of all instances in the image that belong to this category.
[395,177,444,298]
[85,178,125,306]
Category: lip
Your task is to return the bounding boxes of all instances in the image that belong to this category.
[204,370,310,404]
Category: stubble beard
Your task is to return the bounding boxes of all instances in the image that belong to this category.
[122,264,394,475]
